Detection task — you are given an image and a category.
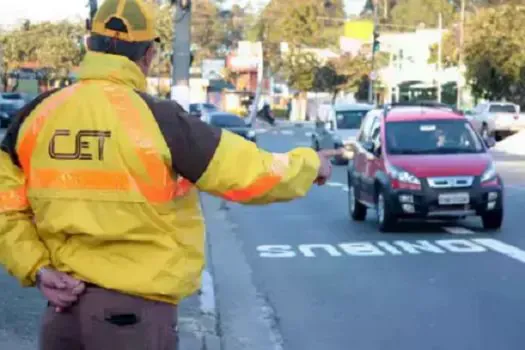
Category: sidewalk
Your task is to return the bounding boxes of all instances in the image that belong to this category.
[178,283,221,350]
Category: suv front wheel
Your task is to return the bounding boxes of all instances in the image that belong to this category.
[481,209,503,230]
[376,188,397,232]
[348,176,367,221]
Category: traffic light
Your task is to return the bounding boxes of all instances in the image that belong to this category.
[372,31,380,53]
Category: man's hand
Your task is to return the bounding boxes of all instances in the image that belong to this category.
[315,148,344,185]
[37,267,85,313]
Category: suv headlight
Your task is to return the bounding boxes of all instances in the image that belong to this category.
[387,164,421,185]
[481,162,497,182]
[247,130,256,138]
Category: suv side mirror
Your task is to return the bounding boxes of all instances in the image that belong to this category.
[484,137,496,148]
[362,141,374,153]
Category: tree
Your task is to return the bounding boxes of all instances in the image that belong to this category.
[253,0,345,74]
[191,0,224,62]
[0,20,84,90]
[280,49,320,92]
[463,5,525,105]
[428,29,460,67]
[151,4,174,77]
[390,0,455,28]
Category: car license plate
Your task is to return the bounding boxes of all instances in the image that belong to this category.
[438,192,470,205]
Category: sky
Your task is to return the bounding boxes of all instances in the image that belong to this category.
[0,0,366,28]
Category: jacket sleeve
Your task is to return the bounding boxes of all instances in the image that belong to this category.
[196,130,320,204]
[140,96,321,204]
[0,150,50,286]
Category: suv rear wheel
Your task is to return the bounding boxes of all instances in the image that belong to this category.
[376,188,397,232]
[348,175,366,221]
[482,209,503,230]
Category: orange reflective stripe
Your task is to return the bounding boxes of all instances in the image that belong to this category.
[102,85,191,202]
[32,169,134,191]
[18,85,80,175]
[221,175,281,202]
[0,186,29,213]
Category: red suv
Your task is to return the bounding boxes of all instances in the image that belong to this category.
[347,105,504,232]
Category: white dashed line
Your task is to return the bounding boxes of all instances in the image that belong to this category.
[326,182,345,188]
[506,184,525,192]
[305,132,313,137]
[280,130,294,136]
[474,238,525,264]
[442,227,476,235]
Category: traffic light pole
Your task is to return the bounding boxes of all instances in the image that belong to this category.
[368,1,379,105]
[89,0,98,22]
[171,0,192,111]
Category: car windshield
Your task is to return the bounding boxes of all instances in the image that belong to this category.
[210,114,246,127]
[2,93,23,100]
[489,104,516,113]
[386,119,485,155]
[335,109,370,129]
[203,104,218,111]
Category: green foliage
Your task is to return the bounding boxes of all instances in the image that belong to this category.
[0,20,84,80]
[390,0,455,28]
[280,49,320,92]
[464,5,525,104]
[428,30,459,67]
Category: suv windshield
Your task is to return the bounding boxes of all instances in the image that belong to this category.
[335,109,370,129]
[386,119,485,155]
[489,104,516,113]
[210,114,245,127]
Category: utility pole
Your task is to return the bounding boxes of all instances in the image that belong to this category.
[88,0,98,22]
[437,12,442,103]
[171,0,192,111]
[368,0,379,105]
[457,0,465,109]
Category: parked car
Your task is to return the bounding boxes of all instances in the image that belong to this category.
[347,104,503,232]
[0,92,26,110]
[311,103,374,165]
[0,92,26,128]
[203,111,256,143]
[189,103,219,119]
[470,101,523,141]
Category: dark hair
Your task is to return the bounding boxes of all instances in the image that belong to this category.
[88,17,153,62]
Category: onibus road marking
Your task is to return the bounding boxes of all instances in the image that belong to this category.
[256,239,525,264]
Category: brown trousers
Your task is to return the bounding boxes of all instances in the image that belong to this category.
[39,286,178,350]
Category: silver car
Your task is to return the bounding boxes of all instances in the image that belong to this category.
[470,102,523,141]
[311,103,374,164]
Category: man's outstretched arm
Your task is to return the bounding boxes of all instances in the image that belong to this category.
[142,97,339,204]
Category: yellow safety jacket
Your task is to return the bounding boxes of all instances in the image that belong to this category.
[0,52,320,304]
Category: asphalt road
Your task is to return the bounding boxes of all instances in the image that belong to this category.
[209,124,525,350]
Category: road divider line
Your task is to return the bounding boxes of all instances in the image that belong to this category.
[280,130,294,136]
[443,227,475,235]
[326,182,345,188]
[474,238,525,264]
[305,132,313,137]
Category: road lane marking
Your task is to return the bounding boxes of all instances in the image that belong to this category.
[256,239,490,258]
[280,130,294,136]
[305,132,313,137]
[326,182,345,188]
[474,238,525,264]
[443,227,475,235]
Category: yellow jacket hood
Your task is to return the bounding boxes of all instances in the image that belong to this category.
[77,51,147,92]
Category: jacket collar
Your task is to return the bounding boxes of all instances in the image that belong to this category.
[77,51,147,92]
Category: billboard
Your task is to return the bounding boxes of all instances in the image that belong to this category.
[344,20,374,41]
